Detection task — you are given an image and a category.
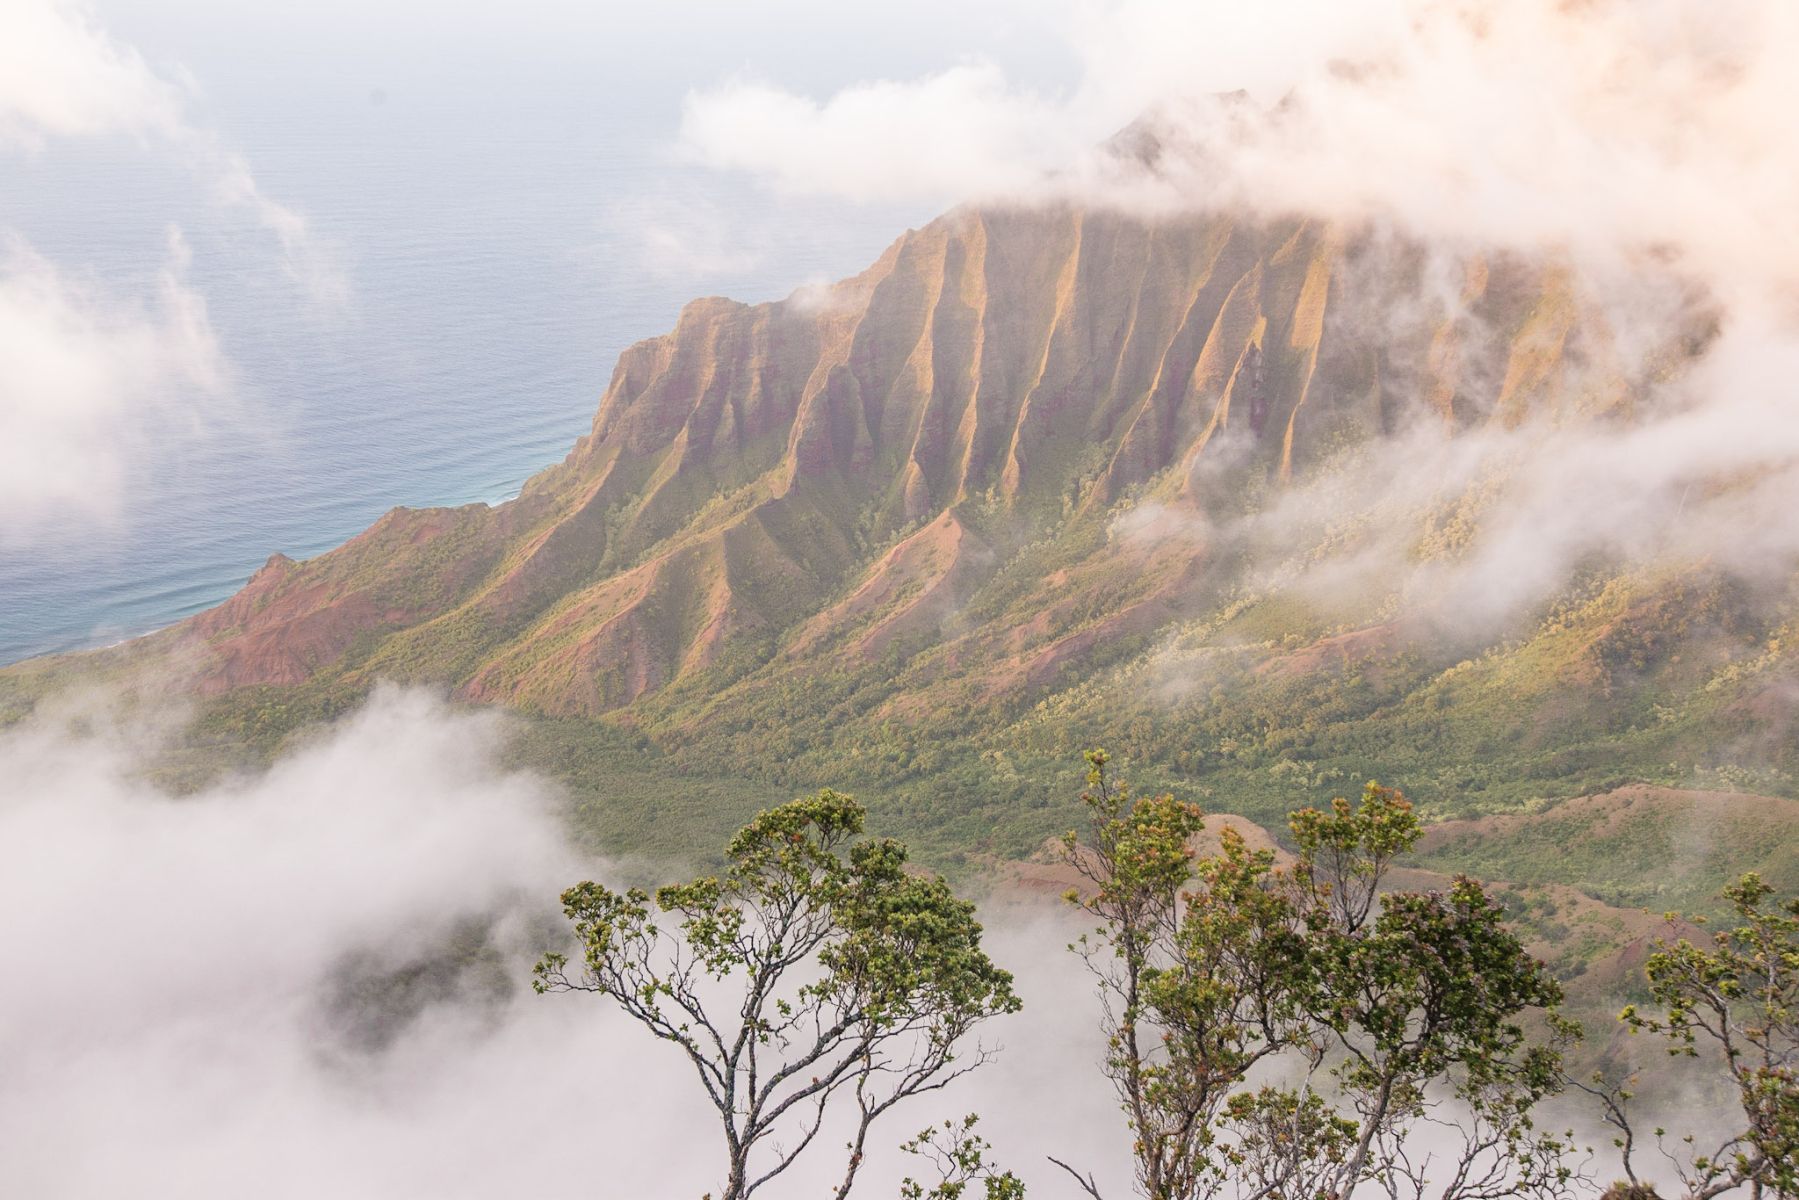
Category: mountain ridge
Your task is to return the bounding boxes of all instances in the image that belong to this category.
[102,206,1643,714]
[5,202,1794,926]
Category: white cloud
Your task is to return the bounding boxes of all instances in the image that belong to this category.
[0,0,347,304]
[0,229,231,536]
[678,0,1799,309]
[1425,321,1799,625]
[0,684,1135,1197]
[0,687,597,1198]
[0,0,184,146]
[680,62,1080,205]
[1119,299,1799,641]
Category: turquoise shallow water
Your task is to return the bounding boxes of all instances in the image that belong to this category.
[0,45,931,667]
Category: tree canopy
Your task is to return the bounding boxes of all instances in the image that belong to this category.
[1056,750,1572,1200]
[535,789,1019,1200]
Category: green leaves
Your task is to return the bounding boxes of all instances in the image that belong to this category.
[1621,871,1799,1197]
[538,881,656,989]
[1063,753,1568,1200]
[899,1115,1025,1200]
[534,789,1017,1200]
[1290,782,1419,934]
[1312,877,1562,1059]
[822,837,1019,1025]
[725,787,864,872]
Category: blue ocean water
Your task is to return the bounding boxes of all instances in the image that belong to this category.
[0,15,955,666]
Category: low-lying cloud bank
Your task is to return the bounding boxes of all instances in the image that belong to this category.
[0,685,1739,1196]
[0,689,581,1196]
[0,687,1125,1197]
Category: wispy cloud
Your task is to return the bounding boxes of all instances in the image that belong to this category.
[686,0,1799,634]
[605,192,768,279]
[0,229,231,537]
[0,0,347,305]
[0,0,350,538]
[679,0,1799,307]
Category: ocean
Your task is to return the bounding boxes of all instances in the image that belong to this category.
[0,9,945,666]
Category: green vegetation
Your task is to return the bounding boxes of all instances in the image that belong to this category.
[531,763,1799,1198]
[900,1116,1026,1200]
[1053,754,1572,1200]
[66,551,1794,929]
[1611,874,1799,1199]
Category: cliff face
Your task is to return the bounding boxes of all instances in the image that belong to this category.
[160,206,1642,718]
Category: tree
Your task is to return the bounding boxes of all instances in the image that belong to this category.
[1055,750,1308,1200]
[900,1114,1026,1200]
[534,789,1021,1200]
[1285,793,1574,1200]
[1056,750,1573,1200]
[1607,872,1799,1199]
